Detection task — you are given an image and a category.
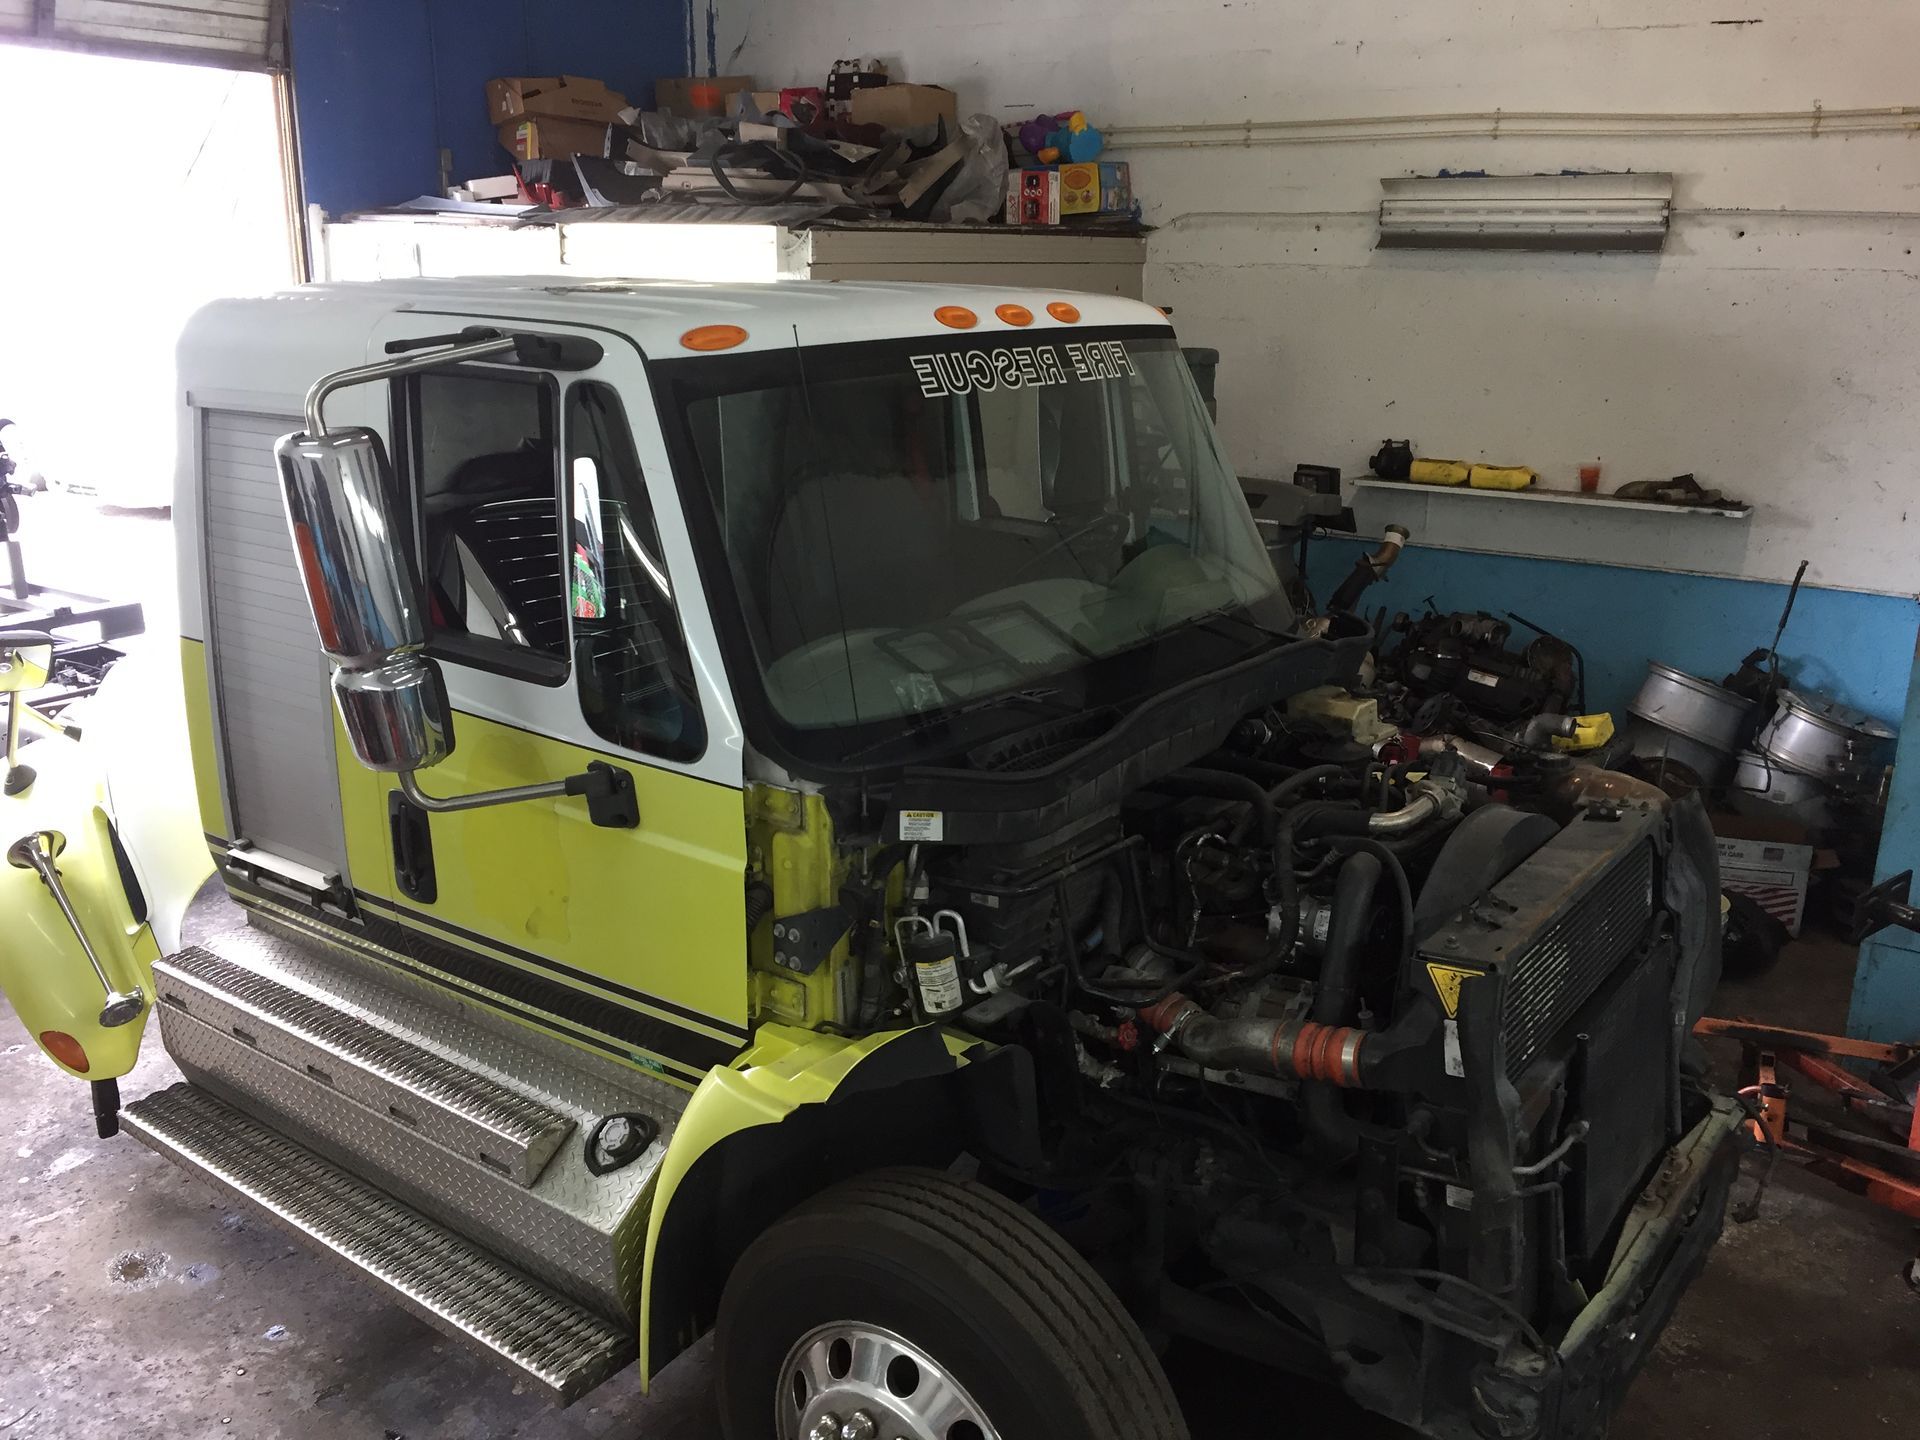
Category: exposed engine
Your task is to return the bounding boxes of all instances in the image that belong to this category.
[841,697,1725,1438]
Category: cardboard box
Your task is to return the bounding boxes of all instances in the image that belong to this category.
[1005,168,1060,225]
[849,83,957,132]
[498,117,608,162]
[656,75,754,117]
[1713,812,1815,936]
[486,75,627,127]
[1059,160,1132,216]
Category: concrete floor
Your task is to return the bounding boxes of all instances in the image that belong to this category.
[4,891,1918,1438]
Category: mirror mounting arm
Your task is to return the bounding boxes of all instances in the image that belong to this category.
[305,335,518,436]
[397,761,638,830]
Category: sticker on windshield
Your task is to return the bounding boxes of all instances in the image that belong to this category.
[898,810,945,842]
[908,341,1135,398]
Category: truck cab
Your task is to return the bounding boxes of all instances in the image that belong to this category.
[0,277,1741,1440]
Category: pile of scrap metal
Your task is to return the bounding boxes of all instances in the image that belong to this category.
[1619,561,1897,917]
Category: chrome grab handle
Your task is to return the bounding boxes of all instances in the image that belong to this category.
[7,833,144,1028]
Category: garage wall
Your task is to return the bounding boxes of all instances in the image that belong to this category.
[288,0,687,217]
[711,0,1920,721]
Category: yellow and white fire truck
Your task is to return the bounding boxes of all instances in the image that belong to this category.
[0,277,1740,1440]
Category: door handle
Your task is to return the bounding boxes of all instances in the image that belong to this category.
[388,792,437,903]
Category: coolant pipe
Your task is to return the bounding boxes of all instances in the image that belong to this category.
[1419,735,1506,781]
[1303,850,1382,1157]
[1327,524,1411,613]
[1519,713,1581,749]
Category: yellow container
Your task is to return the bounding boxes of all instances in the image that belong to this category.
[1408,458,1470,486]
[1469,464,1536,491]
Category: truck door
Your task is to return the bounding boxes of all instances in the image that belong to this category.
[334,316,750,1088]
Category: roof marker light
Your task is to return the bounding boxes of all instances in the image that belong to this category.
[934,305,979,330]
[995,304,1034,327]
[681,325,748,351]
[1046,301,1081,323]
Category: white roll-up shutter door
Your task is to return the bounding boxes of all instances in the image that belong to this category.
[201,407,348,880]
[0,1,285,71]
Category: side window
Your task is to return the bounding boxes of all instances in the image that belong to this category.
[566,383,706,761]
[398,369,568,681]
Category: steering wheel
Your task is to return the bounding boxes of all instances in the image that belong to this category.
[1012,512,1129,582]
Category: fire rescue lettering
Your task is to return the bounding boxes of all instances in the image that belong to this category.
[909,341,1135,398]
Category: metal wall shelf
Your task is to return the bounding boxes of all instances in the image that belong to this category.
[1352,477,1752,520]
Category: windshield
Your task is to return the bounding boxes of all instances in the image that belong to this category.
[658,328,1293,765]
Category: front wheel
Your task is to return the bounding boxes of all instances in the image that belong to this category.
[715,1167,1188,1440]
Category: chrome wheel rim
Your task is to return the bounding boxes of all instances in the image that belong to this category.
[776,1321,1000,1440]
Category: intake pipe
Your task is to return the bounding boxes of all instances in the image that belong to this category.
[1138,989,1439,1091]
[1138,993,1370,1087]
[1327,524,1411,613]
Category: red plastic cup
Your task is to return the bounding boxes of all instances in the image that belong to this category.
[1578,463,1602,493]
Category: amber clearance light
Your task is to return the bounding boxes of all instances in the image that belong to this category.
[680,325,749,352]
[1046,301,1081,324]
[995,304,1034,327]
[934,305,979,330]
[39,1030,89,1073]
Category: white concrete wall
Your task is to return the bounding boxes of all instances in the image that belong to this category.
[710,1,1920,595]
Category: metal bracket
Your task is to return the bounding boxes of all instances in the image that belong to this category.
[771,904,854,975]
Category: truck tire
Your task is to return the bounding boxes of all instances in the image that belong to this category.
[714,1166,1189,1440]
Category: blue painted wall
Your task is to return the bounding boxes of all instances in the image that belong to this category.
[1305,539,1920,726]
[287,0,687,218]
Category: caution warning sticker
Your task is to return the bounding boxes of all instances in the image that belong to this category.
[1425,962,1479,1019]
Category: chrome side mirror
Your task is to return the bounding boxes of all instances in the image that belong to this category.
[1,629,54,796]
[275,426,454,773]
[274,337,639,829]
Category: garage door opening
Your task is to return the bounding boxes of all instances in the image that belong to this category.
[0,44,296,512]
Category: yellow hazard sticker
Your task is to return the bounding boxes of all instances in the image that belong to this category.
[1426,962,1479,1019]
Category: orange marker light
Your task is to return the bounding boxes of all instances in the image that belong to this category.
[934,305,979,330]
[680,324,749,352]
[995,304,1034,327]
[1046,301,1081,323]
[40,1031,89,1074]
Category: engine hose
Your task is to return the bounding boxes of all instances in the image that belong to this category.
[1309,851,1383,1027]
[1302,850,1384,1159]
[1156,766,1277,845]
[1138,993,1368,1086]
[1323,836,1417,969]
[1267,763,1351,807]
[1070,856,1212,1006]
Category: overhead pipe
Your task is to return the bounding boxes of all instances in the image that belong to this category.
[1109,104,1920,149]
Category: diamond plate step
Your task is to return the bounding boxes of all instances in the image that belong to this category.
[123,1083,634,1405]
[155,946,575,1186]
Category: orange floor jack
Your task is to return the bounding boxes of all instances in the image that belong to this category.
[1694,870,1920,1290]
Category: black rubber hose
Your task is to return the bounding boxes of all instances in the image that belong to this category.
[1325,835,1418,970]
[1267,763,1352,807]
[1309,850,1384,1027]
[1203,752,1300,786]
[1302,851,1383,1160]
[1156,766,1277,845]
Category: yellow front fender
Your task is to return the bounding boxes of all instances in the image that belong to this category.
[638,1022,975,1381]
[0,727,158,1081]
